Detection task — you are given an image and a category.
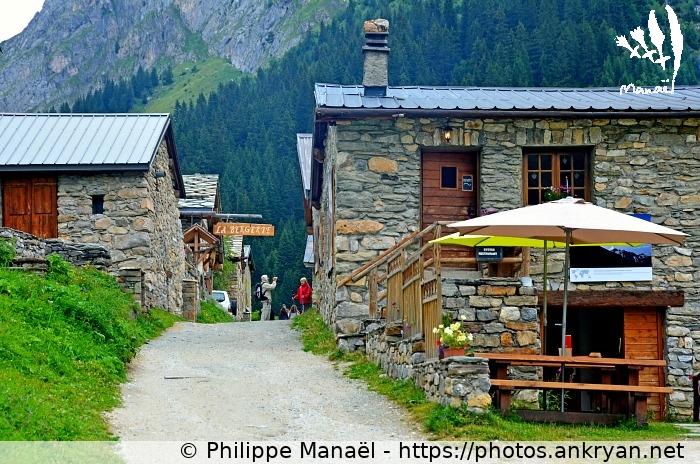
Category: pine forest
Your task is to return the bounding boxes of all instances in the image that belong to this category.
[56,0,700,304]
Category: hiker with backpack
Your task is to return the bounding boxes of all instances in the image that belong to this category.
[256,275,277,321]
[292,277,312,313]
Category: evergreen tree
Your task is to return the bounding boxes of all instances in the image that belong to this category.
[61,0,700,291]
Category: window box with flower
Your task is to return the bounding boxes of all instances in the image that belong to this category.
[433,315,474,358]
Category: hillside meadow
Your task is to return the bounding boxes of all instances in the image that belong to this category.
[0,252,184,440]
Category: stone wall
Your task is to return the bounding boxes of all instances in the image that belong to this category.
[337,277,541,411]
[56,140,185,314]
[442,277,540,353]
[0,227,111,269]
[318,114,700,418]
[365,322,491,411]
[182,279,199,321]
[116,267,145,310]
[0,227,151,308]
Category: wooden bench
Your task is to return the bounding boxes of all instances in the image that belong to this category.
[490,379,673,425]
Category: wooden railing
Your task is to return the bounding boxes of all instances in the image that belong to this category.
[337,221,525,359]
[337,222,446,358]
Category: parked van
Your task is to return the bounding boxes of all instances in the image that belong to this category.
[212,290,231,312]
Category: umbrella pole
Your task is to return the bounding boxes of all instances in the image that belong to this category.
[560,228,572,413]
[543,243,548,350]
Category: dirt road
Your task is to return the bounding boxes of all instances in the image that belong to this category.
[107,320,425,441]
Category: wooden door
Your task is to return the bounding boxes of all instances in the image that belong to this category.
[2,178,58,238]
[421,152,478,266]
[624,308,665,419]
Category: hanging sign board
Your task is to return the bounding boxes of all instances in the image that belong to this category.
[476,246,503,262]
[213,222,275,236]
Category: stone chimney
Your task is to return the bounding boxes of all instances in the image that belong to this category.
[362,19,390,97]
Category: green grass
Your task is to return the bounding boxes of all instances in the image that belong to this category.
[291,307,339,357]
[141,58,242,113]
[196,301,234,324]
[291,309,686,441]
[0,257,181,440]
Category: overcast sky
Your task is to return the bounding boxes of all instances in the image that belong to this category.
[0,0,45,42]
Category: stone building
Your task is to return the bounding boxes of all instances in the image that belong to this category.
[179,174,224,293]
[225,236,255,317]
[309,20,700,418]
[0,113,186,314]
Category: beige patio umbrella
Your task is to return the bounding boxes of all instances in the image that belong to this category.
[430,233,566,337]
[446,197,687,412]
[430,232,643,335]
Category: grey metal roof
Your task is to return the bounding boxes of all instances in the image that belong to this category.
[179,174,219,210]
[314,85,700,113]
[296,133,312,198]
[0,113,172,171]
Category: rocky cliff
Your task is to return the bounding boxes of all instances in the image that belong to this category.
[0,0,344,112]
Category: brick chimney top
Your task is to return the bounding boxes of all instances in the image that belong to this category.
[362,19,390,97]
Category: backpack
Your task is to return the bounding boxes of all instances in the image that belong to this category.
[254,282,268,301]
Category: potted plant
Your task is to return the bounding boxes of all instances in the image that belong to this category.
[433,315,474,357]
[543,184,572,202]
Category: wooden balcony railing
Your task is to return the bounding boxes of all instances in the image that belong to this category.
[337,221,525,358]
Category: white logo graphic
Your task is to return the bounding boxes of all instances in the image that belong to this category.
[615,5,683,94]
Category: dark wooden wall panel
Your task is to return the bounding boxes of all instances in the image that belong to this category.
[624,308,664,419]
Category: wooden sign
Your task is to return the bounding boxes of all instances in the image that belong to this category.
[213,222,275,236]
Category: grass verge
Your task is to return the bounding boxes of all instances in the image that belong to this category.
[291,309,685,440]
[196,301,234,324]
[0,257,181,440]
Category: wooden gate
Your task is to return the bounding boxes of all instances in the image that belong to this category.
[2,178,58,238]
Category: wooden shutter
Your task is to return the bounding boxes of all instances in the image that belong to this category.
[2,178,58,239]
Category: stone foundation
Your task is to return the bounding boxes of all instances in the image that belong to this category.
[365,322,491,411]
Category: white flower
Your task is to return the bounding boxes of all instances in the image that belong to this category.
[460,315,467,321]
[432,327,439,334]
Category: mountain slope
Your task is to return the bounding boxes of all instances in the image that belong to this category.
[0,0,345,112]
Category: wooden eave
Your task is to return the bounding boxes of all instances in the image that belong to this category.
[537,289,684,309]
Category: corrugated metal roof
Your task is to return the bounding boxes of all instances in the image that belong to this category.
[314,85,700,112]
[0,113,171,171]
[296,133,312,197]
[179,174,219,210]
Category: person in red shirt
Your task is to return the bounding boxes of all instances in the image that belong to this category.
[293,277,312,313]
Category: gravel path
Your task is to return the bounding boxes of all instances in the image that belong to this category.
[106,320,426,441]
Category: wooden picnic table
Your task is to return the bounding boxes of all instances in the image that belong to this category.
[474,352,671,425]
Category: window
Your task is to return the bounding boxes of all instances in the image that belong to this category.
[441,166,457,189]
[92,195,105,214]
[524,152,589,205]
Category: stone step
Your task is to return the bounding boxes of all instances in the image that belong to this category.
[441,268,483,280]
